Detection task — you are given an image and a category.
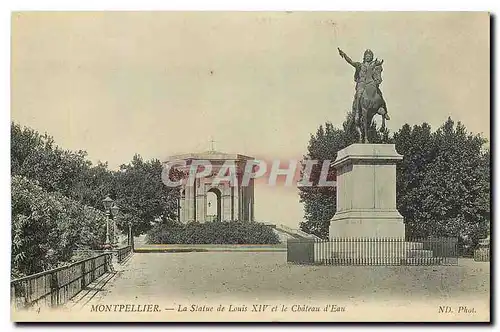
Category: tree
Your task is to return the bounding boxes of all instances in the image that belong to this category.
[298,112,389,238]
[297,123,344,238]
[11,122,93,198]
[11,122,182,236]
[69,161,116,209]
[11,123,188,276]
[114,154,180,235]
[394,118,490,252]
[11,122,115,210]
[11,176,107,277]
[393,122,435,237]
[299,116,490,251]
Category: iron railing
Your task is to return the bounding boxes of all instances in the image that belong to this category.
[474,236,490,262]
[287,237,459,266]
[11,253,113,310]
[73,245,133,264]
[116,245,132,263]
[474,247,490,262]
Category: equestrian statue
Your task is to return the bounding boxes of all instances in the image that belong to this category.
[338,48,390,143]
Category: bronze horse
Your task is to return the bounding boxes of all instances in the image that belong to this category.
[355,78,390,143]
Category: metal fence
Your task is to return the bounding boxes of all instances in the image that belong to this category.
[10,253,113,310]
[72,245,133,264]
[116,245,133,263]
[473,236,490,262]
[474,248,490,262]
[287,237,459,266]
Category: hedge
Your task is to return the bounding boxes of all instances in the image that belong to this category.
[146,220,280,245]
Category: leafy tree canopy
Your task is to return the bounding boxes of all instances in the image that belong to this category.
[11,122,181,274]
[299,117,490,254]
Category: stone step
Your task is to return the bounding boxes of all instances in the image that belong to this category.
[316,257,445,266]
[326,251,435,259]
[317,258,402,265]
[314,241,427,257]
[404,257,442,265]
[331,252,406,259]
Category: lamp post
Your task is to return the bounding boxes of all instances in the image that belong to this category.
[102,196,114,248]
[128,220,133,250]
[110,203,120,246]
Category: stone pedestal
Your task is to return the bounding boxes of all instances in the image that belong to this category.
[329,144,405,239]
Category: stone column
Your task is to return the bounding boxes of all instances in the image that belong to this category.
[232,186,238,221]
[250,179,255,221]
[184,181,194,222]
[240,186,248,221]
[329,144,405,239]
[196,178,206,222]
[221,183,232,221]
[238,186,245,221]
[179,196,185,222]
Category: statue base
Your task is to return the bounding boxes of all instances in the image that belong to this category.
[329,144,405,239]
[329,210,405,238]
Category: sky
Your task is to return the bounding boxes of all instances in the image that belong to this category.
[11,12,490,228]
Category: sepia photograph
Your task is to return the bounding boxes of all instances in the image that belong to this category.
[9,11,490,322]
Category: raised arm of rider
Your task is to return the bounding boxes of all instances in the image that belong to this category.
[338,48,359,68]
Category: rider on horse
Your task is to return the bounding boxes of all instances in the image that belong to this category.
[338,48,390,127]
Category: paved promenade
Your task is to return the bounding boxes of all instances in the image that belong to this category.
[56,252,490,321]
[71,252,489,307]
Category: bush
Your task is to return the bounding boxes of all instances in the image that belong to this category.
[11,176,107,277]
[146,220,280,245]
